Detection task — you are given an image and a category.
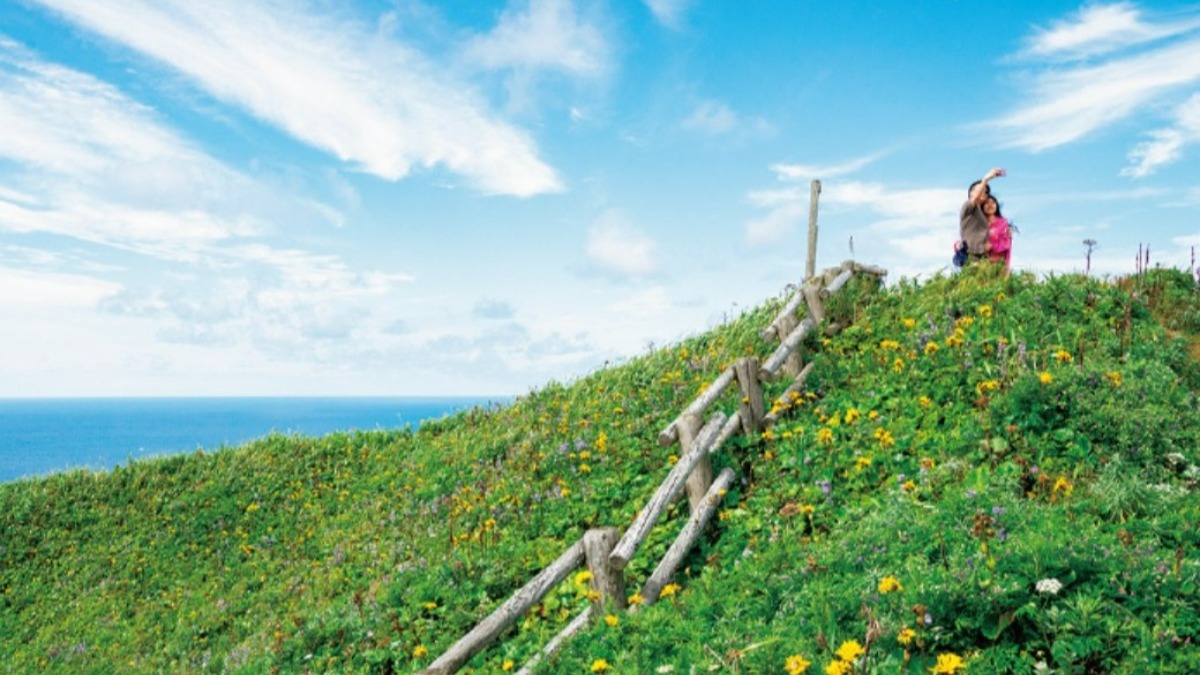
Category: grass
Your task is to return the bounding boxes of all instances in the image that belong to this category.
[2,265,1199,674]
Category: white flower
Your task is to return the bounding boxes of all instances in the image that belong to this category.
[1036,578,1063,595]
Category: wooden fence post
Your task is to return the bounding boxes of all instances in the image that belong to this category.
[583,528,626,612]
[805,179,821,280]
[732,358,765,437]
[678,412,713,513]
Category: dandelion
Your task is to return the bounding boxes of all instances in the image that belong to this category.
[930,652,965,674]
[1038,372,1053,385]
[1054,349,1072,363]
[835,640,864,663]
[903,318,916,329]
[817,428,834,444]
[800,504,815,516]
[925,341,940,355]
[412,644,429,659]
[902,480,916,492]
[579,463,592,473]
[1053,476,1073,495]
[919,395,932,408]
[880,339,900,350]
[785,654,812,674]
[591,658,611,672]
[502,659,515,671]
[660,583,681,598]
[897,627,916,646]
[955,316,975,329]
[605,614,619,627]
[1105,371,1123,387]
[668,454,679,464]
[628,592,645,605]
[976,380,1000,395]
[423,601,437,610]
[1036,578,1063,595]
[560,487,571,498]
[855,456,873,471]
[893,357,905,373]
[878,575,903,594]
[844,408,861,424]
[978,305,993,318]
[878,430,896,448]
[824,660,852,675]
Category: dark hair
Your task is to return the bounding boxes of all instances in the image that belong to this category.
[968,179,992,197]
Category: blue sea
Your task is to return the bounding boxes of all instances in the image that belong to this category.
[0,397,499,484]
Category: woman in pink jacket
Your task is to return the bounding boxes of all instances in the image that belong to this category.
[983,195,1011,271]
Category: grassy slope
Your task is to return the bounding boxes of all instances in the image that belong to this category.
[3,267,1200,674]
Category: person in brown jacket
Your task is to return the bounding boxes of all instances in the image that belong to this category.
[959,167,1005,264]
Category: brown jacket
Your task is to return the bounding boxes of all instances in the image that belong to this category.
[959,200,989,256]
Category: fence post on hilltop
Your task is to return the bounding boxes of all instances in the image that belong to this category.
[583,528,626,612]
[805,179,822,281]
[676,412,713,513]
[732,357,766,437]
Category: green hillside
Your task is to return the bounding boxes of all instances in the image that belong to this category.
[4,266,1200,674]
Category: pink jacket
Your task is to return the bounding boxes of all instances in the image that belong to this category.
[989,216,1011,267]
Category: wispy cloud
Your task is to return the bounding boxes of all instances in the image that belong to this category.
[585,210,659,278]
[681,99,773,138]
[642,0,692,29]
[465,0,607,77]
[30,0,562,196]
[1021,2,1200,60]
[770,153,884,181]
[987,2,1200,171]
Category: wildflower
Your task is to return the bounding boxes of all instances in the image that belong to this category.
[902,480,916,492]
[919,395,932,408]
[1053,476,1073,495]
[893,357,905,373]
[930,652,965,674]
[412,644,429,659]
[1054,349,1072,363]
[978,305,993,318]
[1036,578,1063,595]
[835,640,864,663]
[628,592,645,605]
[1038,371,1053,385]
[824,660,852,675]
[785,654,812,674]
[605,614,619,627]
[502,659,515,671]
[668,454,679,464]
[844,408,861,424]
[800,504,815,516]
[591,658,611,672]
[879,339,900,350]
[920,457,936,471]
[897,627,916,646]
[855,456,872,471]
[660,583,681,598]
[817,428,834,444]
[579,463,592,473]
[976,380,999,395]
[878,575,903,594]
[423,601,437,610]
[878,430,896,448]
[1105,371,1123,387]
[925,341,940,355]
[955,316,975,329]
[560,487,571,498]
[585,589,602,601]
[903,318,916,328]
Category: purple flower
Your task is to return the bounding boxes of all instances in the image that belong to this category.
[992,505,1006,517]
[818,480,832,496]
[965,489,978,499]
[923,612,933,625]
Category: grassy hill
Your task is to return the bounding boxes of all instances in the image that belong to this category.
[3,265,1200,674]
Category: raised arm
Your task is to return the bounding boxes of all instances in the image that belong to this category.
[969,168,1004,205]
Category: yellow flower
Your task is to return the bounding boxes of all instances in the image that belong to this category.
[902,480,916,492]
[502,659,515,671]
[903,318,916,329]
[560,487,571,498]
[955,316,975,329]
[924,341,939,355]
[978,305,993,318]
[591,658,611,672]
[668,454,679,464]
[579,463,592,473]
[817,428,834,444]
[575,572,594,587]
[660,583,681,598]
[1105,371,1123,387]
[897,627,916,646]
[1053,476,1073,494]
[1038,372,1053,385]
[893,357,905,373]
[824,660,852,675]
[799,504,815,516]
[878,575,903,594]
[785,654,812,674]
[929,652,965,674]
[412,644,429,659]
[1054,349,1072,363]
[605,614,619,627]
[628,592,645,605]
[423,601,438,610]
[920,457,936,470]
[919,395,932,408]
[879,339,900,350]
[868,410,879,420]
[855,456,872,471]
[844,408,861,424]
[878,430,896,448]
[976,380,1000,395]
[835,640,864,663]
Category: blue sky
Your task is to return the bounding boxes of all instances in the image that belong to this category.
[2,0,1199,397]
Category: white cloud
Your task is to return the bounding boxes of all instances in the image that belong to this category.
[1022,2,1200,60]
[0,266,120,309]
[30,0,562,196]
[987,5,1200,154]
[643,0,692,29]
[585,210,659,278]
[682,101,737,134]
[1123,92,1200,177]
[745,202,803,248]
[464,0,607,77]
[770,153,883,181]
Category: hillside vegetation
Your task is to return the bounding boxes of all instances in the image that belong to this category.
[3,266,1200,674]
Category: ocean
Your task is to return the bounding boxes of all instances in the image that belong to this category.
[0,397,499,484]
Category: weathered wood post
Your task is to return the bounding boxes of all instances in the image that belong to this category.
[583,528,626,612]
[805,179,822,280]
[732,358,765,437]
[678,412,713,512]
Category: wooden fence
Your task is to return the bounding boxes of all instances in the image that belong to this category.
[418,259,886,674]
